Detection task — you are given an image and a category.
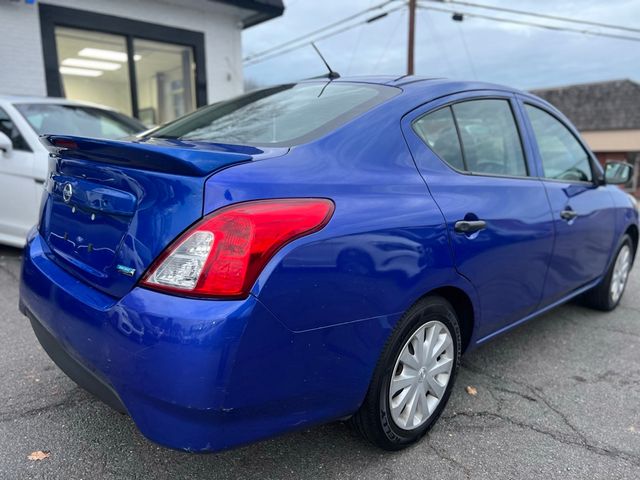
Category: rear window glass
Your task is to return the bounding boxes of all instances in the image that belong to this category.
[151,82,399,147]
[15,103,144,140]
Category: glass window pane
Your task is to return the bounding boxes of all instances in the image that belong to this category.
[151,82,398,146]
[453,100,527,176]
[15,104,143,140]
[525,105,593,182]
[134,39,196,126]
[0,108,30,151]
[413,107,464,171]
[55,27,132,116]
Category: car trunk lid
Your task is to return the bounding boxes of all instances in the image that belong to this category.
[39,135,284,298]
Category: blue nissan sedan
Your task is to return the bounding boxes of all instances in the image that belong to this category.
[19,76,638,452]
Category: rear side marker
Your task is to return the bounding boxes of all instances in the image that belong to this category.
[140,199,335,299]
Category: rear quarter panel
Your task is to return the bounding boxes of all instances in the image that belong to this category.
[202,101,479,333]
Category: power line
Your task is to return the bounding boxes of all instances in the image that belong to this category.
[373,8,406,72]
[418,5,640,44]
[421,6,457,77]
[245,3,407,66]
[243,0,403,63]
[456,21,477,79]
[420,0,640,35]
[244,0,640,70]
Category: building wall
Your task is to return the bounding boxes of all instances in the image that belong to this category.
[581,129,640,153]
[0,2,46,97]
[581,129,640,198]
[0,0,244,103]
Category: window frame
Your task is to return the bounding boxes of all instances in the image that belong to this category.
[411,95,531,179]
[0,107,32,153]
[520,100,600,186]
[39,3,207,121]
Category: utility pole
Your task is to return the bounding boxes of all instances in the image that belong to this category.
[407,0,417,75]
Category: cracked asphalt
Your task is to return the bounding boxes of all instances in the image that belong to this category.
[0,244,639,480]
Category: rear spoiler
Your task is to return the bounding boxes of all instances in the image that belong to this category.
[40,135,254,177]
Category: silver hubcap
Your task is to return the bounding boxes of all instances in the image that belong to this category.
[611,245,631,303]
[389,320,454,430]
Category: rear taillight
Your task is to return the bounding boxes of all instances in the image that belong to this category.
[140,198,334,298]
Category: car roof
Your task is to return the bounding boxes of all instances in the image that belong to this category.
[0,94,117,111]
[327,75,519,92]
[315,75,559,116]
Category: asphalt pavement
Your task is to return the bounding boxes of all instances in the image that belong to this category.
[0,245,638,479]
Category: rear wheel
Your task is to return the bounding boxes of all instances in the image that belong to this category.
[352,296,461,450]
[582,235,634,311]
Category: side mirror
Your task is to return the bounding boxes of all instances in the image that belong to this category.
[0,131,12,156]
[604,161,634,185]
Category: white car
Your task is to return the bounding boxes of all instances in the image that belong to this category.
[0,96,145,247]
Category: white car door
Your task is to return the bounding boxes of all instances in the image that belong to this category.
[0,106,39,247]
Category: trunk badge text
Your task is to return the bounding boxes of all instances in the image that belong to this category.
[116,265,136,277]
[62,183,73,203]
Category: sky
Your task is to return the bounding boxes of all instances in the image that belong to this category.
[243,0,640,90]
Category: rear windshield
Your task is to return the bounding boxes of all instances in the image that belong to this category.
[150,82,399,147]
[15,103,145,140]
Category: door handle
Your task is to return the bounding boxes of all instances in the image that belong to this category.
[560,209,578,221]
[454,220,487,234]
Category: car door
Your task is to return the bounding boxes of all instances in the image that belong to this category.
[402,93,555,339]
[518,99,616,304]
[0,106,39,245]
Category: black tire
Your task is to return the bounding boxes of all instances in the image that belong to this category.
[351,296,461,450]
[581,234,634,311]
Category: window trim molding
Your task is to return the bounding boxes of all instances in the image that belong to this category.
[39,3,207,119]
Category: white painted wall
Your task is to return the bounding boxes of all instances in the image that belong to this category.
[0,2,47,97]
[0,0,245,104]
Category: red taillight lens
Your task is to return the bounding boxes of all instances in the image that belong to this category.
[140,198,335,298]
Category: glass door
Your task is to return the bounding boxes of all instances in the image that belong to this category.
[134,39,196,126]
[53,27,198,126]
[55,27,133,116]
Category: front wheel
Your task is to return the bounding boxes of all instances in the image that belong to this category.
[352,296,461,450]
[582,235,634,311]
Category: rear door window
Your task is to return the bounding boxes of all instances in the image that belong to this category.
[525,104,593,182]
[452,99,527,176]
[413,107,464,170]
[413,98,527,177]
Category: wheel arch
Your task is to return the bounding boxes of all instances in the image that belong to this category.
[625,223,638,258]
[423,286,475,353]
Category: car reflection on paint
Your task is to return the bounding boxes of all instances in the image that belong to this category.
[282,232,429,279]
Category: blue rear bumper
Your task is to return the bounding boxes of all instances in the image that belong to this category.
[20,232,394,451]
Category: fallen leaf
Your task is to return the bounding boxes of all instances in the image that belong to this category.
[465,385,478,396]
[27,451,50,461]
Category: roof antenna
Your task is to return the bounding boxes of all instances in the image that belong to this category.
[311,42,340,80]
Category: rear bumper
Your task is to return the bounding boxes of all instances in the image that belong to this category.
[21,304,127,414]
[20,232,386,451]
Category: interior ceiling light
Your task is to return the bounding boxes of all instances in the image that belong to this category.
[78,48,141,62]
[59,66,103,77]
[62,58,122,70]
